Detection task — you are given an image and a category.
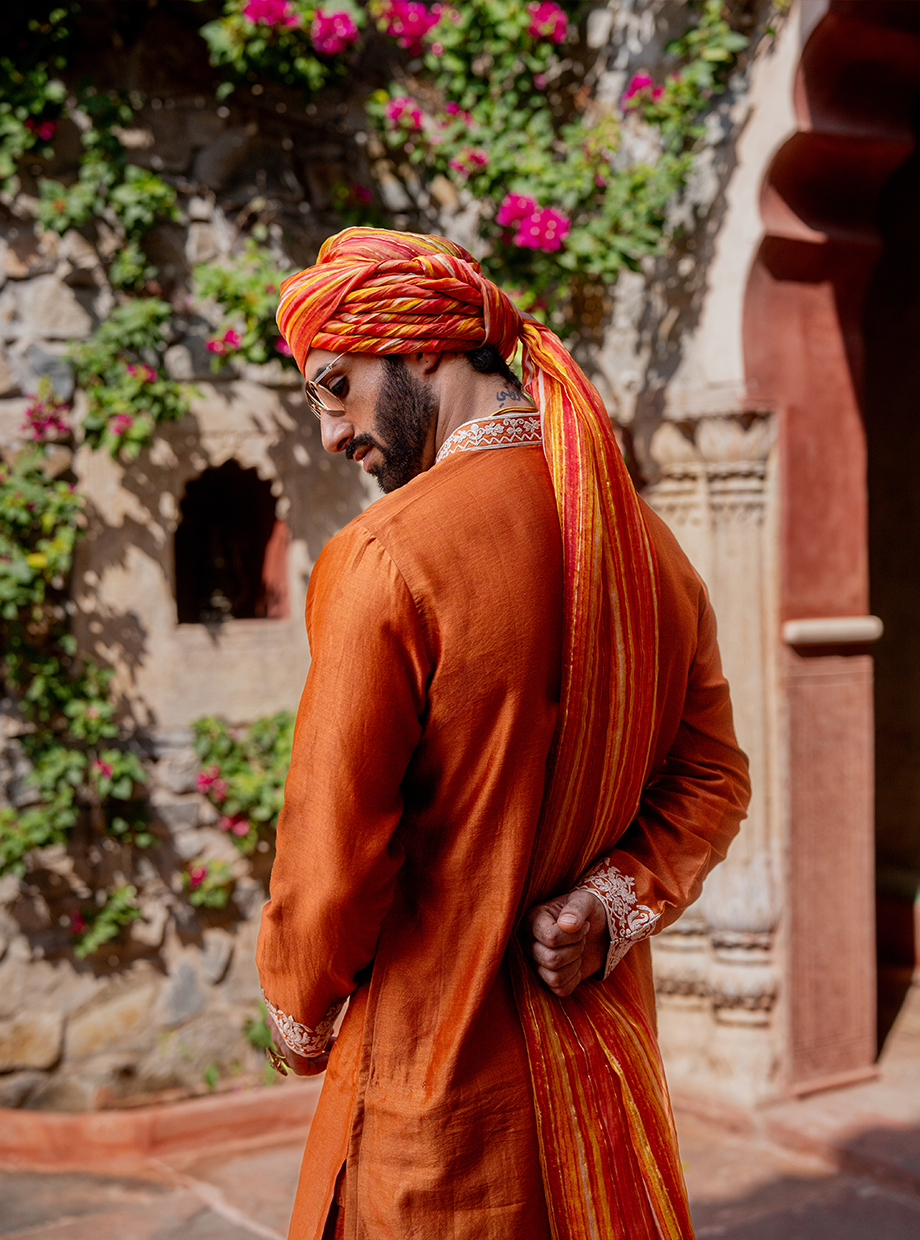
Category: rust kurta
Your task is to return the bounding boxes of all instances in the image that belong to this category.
[257,441,749,1240]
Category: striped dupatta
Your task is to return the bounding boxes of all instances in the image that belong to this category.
[276,227,693,1240]
[515,322,694,1240]
[514,321,693,1240]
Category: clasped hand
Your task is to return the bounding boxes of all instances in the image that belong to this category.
[523,887,609,997]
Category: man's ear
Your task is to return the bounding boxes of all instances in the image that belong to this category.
[416,350,448,375]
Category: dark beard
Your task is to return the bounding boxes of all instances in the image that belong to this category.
[344,356,437,494]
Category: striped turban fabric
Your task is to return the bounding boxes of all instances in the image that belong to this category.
[277,228,692,1240]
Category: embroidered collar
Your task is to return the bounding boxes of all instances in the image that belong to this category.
[435,411,542,464]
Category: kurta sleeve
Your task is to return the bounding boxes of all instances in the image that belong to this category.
[256,522,430,1054]
[575,580,751,978]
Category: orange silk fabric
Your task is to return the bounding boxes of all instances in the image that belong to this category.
[258,450,749,1239]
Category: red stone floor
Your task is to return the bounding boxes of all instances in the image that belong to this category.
[3,987,918,1240]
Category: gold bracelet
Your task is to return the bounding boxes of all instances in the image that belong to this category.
[266,1045,289,1076]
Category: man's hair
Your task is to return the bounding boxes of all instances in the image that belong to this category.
[385,345,523,392]
[464,344,523,392]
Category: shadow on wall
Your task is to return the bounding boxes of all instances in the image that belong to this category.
[603,0,775,485]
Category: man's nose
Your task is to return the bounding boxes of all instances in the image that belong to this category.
[320,413,352,455]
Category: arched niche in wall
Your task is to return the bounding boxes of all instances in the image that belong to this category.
[174,459,290,624]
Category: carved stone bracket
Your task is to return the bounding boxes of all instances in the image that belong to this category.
[644,412,774,524]
[645,409,780,1043]
[651,926,779,1027]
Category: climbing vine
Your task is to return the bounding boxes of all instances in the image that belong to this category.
[371,0,749,323]
[0,0,756,964]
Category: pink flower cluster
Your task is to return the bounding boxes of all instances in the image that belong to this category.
[197,764,230,802]
[496,193,570,252]
[275,336,293,357]
[526,1,567,44]
[92,759,113,779]
[376,0,441,54]
[448,146,488,177]
[621,71,663,109]
[243,0,299,27]
[126,362,157,383]
[444,101,472,124]
[188,865,208,891]
[20,394,70,442]
[311,9,360,55]
[25,117,56,142]
[385,95,424,130]
[109,413,134,436]
[207,328,242,355]
[220,813,250,837]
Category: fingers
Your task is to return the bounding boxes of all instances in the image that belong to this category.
[525,888,611,997]
[535,958,582,998]
[530,902,587,949]
[531,938,583,971]
[555,889,602,934]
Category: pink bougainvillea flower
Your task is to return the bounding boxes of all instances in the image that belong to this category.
[25,117,57,141]
[126,362,158,383]
[110,413,134,436]
[207,328,241,355]
[444,101,472,124]
[448,146,488,177]
[621,71,663,109]
[275,337,293,357]
[376,0,441,54]
[311,8,360,56]
[512,205,571,252]
[92,759,114,779]
[219,813,250,837]
[243,0,299,27]
[384,95,424,130]
[20,395,70,442]
[70,912,86,935]
[188,865,208,891]
[526,0,568,43]
[495,192,538,227]
[196,765,220,794]
[353,183,373,203]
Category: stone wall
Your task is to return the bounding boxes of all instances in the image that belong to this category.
[0,728,267,1109]
[0,0,798,1113]
[0,0,378,1109]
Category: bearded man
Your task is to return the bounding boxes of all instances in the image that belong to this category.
[256,228,750,1240]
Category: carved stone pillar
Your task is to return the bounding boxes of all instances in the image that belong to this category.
[643,411,782,1109]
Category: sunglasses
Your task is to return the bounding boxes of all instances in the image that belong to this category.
[304,353,347,420]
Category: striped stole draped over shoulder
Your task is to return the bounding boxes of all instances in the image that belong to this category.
[277,227,693,1240]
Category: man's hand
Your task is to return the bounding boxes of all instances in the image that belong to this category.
[266,1012,334,1077]
[525,888,609,998]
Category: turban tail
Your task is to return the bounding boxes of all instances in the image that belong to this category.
[278,229,691,1240]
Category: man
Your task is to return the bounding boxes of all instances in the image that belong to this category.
[257,228,750,1240]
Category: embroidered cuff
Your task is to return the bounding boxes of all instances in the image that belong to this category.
[575,859,661,979]
[262,990,344,1058]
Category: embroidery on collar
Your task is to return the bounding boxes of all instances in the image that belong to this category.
[436,412,542,464]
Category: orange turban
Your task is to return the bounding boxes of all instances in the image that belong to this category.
[277,227,685,1239]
